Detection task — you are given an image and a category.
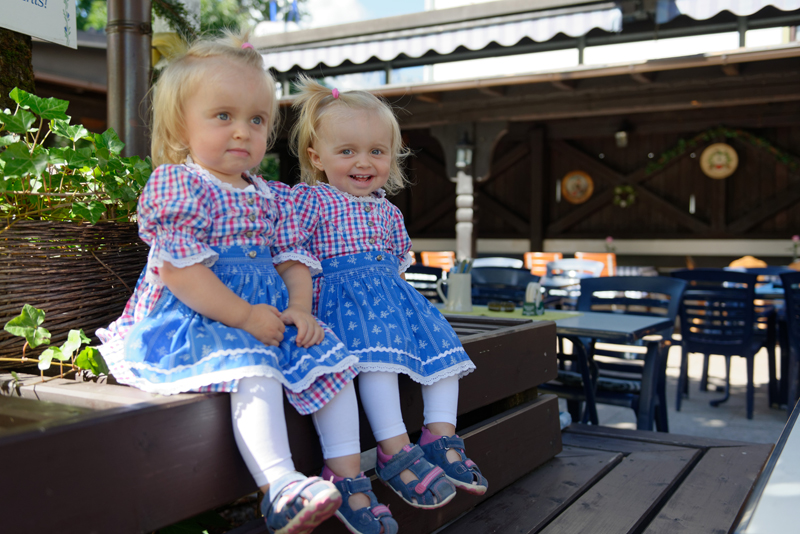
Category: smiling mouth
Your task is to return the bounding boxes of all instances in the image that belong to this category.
[350,174,373,182]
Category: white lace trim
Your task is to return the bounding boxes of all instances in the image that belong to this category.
[101,342,358,396]
[398,252,413,273]
[145,249,219,286]
[320,182,386,203]
[183,158,272,199]
[273,252,322,276]
[349,345,468,365]
[356,361,476,386]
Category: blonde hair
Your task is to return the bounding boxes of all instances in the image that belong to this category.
[289,75,410,196]
[150,29,279,167]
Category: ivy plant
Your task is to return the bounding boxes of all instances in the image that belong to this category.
[0,88,152,232]
[3,304,109,381]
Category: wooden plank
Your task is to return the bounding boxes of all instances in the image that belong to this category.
[564,424,758,449]
[529,129,544,251]
[561,432,689,454]
[540,449,700,534]
[0,395,92,433]
[643,445,772,534]
[439,446,623,534]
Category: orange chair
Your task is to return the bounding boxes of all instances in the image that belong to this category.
[574,252,616,277]
[524,252,563,278]
[420,251,456,271]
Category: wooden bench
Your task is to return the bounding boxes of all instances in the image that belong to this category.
[0,316,559,534]
[443,424,773,534]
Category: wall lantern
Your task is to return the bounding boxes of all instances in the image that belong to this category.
[455,133,473,169]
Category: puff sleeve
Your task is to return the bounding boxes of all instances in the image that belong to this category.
[385,201,413,273]
[265,181,322,275]
[137,164,217,285]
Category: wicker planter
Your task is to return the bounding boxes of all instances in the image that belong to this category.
[0,221,148,363]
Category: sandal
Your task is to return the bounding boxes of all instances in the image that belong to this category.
[375,443,456,509]
[263,475,342,534]
[418,427,488,495]
[321,465,398,534]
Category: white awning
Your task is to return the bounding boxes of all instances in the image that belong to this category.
[656,0,800,24]
[261,5,622,73]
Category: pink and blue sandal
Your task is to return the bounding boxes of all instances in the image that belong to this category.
[375,443,456,509]
[263,475,342,534]
[321,465,398,534]
[417,427,488,495]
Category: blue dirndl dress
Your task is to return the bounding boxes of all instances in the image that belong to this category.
[318,251,475,385]
[120,246,356,410]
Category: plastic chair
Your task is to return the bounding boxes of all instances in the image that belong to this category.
[671,268,766,419]
[540,258,604,288]
[779,271,800,415]
[409,251,417,265]
[524,252,563,278]
[472,257,524,269]
[470,267,540,306]
[574,252,617,277]
[420,251,456,271]
[405,264,444,302]
[540,276,686,431]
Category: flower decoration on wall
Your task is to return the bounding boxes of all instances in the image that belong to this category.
[605,236,616,253]
[613,185,636,208]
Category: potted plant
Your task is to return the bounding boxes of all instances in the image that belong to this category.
[0,88,151,364]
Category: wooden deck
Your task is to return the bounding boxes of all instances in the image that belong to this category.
[441,424,773,534]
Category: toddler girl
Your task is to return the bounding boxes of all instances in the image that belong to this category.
[287,77,489,511]
[97,34,396,534]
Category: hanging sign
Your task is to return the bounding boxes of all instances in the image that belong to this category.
[0,0,77,49]
[700,142,738,179]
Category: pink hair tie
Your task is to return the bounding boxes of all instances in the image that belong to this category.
[241,42,254,50]
[332,88,340,99]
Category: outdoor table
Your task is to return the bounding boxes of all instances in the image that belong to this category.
[442,306,673,425]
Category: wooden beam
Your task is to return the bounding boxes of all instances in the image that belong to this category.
[529,129,544,251]
[727,181,800,233]
[478,191,531,234]
[406,191,456,234]
[410,148,449,184]
[415,92,442,104]
[480,142,529,186]
[547,189,616,234]
[551,79,577,91]
[630,71,655,84]
[721,63,741,76]
[478,85,507,97]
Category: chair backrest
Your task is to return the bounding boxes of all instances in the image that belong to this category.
[420,251,455,271]
[524,252,563,277]
[472,257,524,269]
[671,268,758,356]
[725,266,793,286]
[545,258,605,279]
[780,271,800,360]
[405,264,444,302]
[577,276,687,336]
[470,267,540,305]
[574,252,617,276]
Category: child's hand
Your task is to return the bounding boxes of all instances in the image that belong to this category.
[241,304,285,346]
[280,307,325,348]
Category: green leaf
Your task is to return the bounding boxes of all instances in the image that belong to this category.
[60,329,87,358]
[4,304,51,348]
[1,109,37,134]
[50,119,90,142]
[75,347,109,376]
[0,142,49,177]
[10,88,69,120]
[38,348,56,370]
[58,146,94,168]
[95,128,125,156]
[9,87,32,107]
[0,134,19,147]
[71,200,106,224]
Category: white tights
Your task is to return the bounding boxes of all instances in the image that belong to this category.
[358,372,459,442]
[231,376,361,490]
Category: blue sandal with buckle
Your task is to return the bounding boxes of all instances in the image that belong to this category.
[321,465,398,534]
[262,475,342,534]
[418,427,488,495]
[375,443,456,509]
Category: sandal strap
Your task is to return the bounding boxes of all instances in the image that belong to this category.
[436,435,465,451]
[339,475,373,496]
[371,504,392,518]
[378,444,426,480]
[413,465,445,495]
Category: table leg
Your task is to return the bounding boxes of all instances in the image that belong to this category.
[567,336,598,425]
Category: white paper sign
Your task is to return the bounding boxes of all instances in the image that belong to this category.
[0,0,78,49]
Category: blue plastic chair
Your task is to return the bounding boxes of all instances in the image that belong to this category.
[780,271,800,415]
[541,276,687,431]
[405,264,444,302]
[671,268,766,420]
[469,267,540,306]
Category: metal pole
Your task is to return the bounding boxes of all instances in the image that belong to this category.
[107,0,152,158]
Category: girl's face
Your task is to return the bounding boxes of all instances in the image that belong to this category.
[307,108,392,197]
[182,59,273,185]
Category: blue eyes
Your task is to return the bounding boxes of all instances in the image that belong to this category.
[340,149,384,155]
[217,112,229,120]
[252,116,263,125]
[215,113,265,125]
